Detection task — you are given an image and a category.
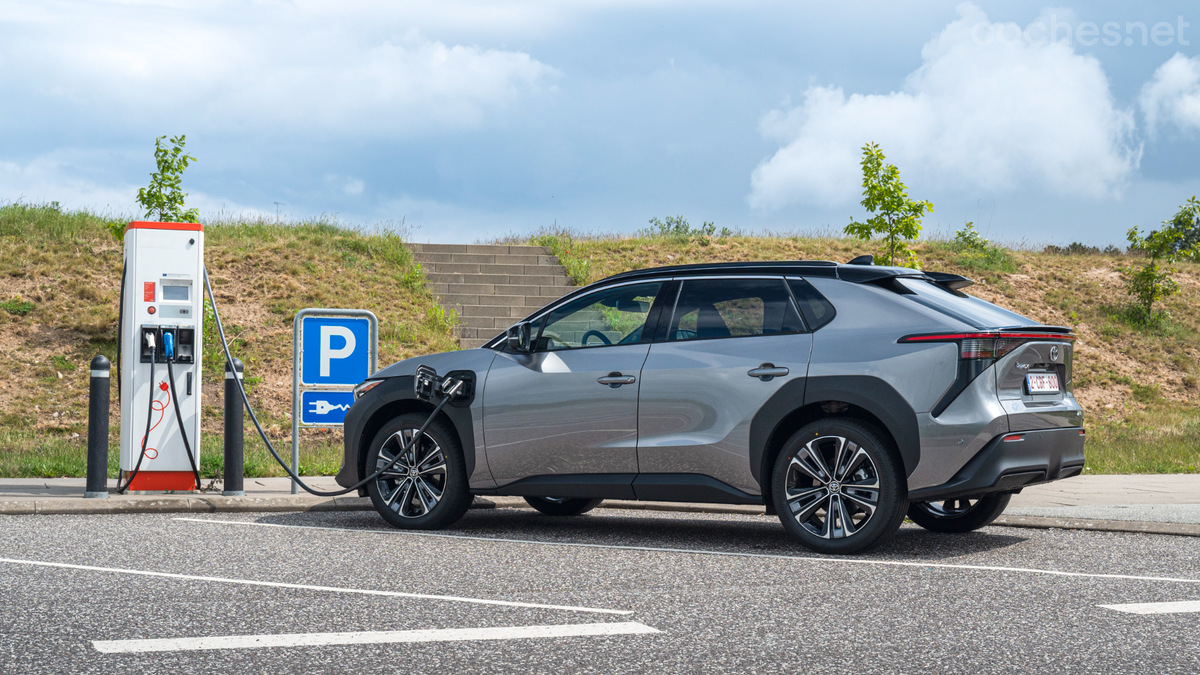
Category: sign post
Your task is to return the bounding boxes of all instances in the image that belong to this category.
[292,309,378,494]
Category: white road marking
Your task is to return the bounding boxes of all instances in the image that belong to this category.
[0,557,630,615]
[1100,600,1200,615]
[176,517,1200,586]
[93,621,659,653]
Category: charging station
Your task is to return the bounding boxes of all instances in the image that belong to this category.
[119,221,204,491]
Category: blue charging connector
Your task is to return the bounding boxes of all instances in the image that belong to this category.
[163,330,175,360]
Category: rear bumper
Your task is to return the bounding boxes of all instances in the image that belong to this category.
[908,427,1086,502]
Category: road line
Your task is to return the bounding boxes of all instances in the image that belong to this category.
[175,517,1200,586]
[0,557,631,615]
[1100,600,1200,615]
[93,621,659,653]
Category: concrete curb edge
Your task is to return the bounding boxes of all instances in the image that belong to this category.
[3,496,1199,538]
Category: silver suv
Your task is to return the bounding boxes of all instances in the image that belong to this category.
[339,260,1085,554]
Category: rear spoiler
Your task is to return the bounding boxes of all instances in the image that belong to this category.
[924,271,973,292]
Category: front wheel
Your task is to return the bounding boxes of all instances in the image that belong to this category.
[366,412,472,530]
[771,418,907,555]
[524,496,603,516]
[907,493,1011,533]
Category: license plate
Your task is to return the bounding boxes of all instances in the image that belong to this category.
[1026,373,1060,394]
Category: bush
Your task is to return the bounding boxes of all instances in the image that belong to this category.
[0,297,35,316]
[950,222,1017,273]
[639,216,731,246]
[1043,242,1124,256]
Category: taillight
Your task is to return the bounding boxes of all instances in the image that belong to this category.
[899,331,1075,360]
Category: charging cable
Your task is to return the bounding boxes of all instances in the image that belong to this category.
[203,267,463,497]
[115,337,155,494]
[165,347,202,491]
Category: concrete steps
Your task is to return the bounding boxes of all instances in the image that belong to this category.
[411,243,578,349]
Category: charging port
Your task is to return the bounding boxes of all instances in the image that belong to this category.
[175,328,195,364]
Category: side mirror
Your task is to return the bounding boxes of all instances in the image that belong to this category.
[506,321,532,352]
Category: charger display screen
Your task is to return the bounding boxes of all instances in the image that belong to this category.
[162,285,189,301]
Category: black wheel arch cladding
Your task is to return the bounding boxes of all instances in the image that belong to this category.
[338,373,477,488]
[749,375,920,492]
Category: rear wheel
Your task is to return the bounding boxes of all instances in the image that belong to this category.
[366,412,471,530]
[524,496,603,516]
[907,493,1011,533]
[771,418,907,555]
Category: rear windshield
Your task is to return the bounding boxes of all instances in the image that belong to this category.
[896,278,1032,329]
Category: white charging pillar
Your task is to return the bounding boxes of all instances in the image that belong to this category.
[119,221,204,491]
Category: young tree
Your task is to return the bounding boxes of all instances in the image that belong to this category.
[844,142,933,268]
[136,134,199,223]
[1123,223,1188,326]
[1163,196,1200,260]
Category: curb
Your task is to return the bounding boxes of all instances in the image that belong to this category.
[3,495,1198,538]
[991,514,1200,538]
[0,496,497,516]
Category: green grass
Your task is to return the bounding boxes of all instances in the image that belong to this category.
[0,427,344,478]
[1083,400,1200,473]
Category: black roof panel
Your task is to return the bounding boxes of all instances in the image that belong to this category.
[600,260,922,284]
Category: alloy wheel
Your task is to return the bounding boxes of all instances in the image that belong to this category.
[374,428,447,518]
[916,498,980,518]
[784,435,881,539]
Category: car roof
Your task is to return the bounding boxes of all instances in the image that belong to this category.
[601,260,924,284]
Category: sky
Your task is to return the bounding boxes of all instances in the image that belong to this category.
[2,1,1199,245]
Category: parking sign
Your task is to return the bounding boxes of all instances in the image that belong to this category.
[291,309,378,494]
[300,316,372,386]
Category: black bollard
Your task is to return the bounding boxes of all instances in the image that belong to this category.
[223,358,245,496]
[84,355,110,499]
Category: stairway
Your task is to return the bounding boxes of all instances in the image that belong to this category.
[411,243,578,349]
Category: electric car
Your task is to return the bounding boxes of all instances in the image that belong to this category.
[337,259,1085,554]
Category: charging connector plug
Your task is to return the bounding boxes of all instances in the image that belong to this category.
[144,331,156,351]
[163,331,175,361]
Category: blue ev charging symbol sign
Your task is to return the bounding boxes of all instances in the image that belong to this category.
[300,390,356,426]
[300,316,371,386]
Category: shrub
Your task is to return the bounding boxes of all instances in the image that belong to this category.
[0,297,35,316]
[950,222,1017,273]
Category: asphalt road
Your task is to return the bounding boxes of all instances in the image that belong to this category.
[1,506,1198,674]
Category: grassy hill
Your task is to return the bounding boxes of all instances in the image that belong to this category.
[0,203,458,479]
[1,203,1197,479]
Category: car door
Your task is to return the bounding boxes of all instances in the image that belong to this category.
[482,280,665,488]
[636,276,813,498]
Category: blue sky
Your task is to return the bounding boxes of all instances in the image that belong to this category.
[2,1,1199,245]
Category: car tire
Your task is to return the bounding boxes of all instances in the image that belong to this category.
[524,496,603,516]
[771,418,907,555]
[907,493,1012,533]
[365,412,472,530]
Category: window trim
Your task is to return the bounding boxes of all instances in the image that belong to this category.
[532,279,667,352]
[655,275,807,344]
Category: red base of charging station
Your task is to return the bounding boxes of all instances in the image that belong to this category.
[127,471,195,492]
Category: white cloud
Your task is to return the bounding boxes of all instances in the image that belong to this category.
[748,3,1141,211]
[1141,53,1200,137]
[0,2,559,139]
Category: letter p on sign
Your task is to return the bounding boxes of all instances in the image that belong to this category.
[320,326,356,377]
[299,315,372,387]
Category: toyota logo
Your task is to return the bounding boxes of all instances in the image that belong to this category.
[1050,345,1060,361]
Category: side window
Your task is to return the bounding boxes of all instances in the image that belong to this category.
[668,278,803,342]
[787,277,836,331]
[537,282,663,351]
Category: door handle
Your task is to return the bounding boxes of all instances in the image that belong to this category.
[748,363,789,381]
[597,372,636,387]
